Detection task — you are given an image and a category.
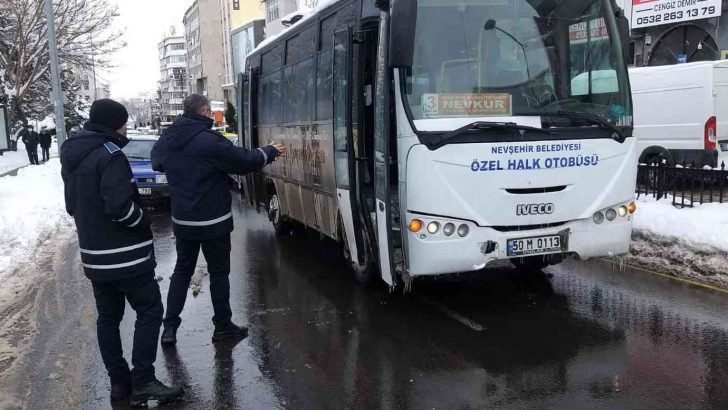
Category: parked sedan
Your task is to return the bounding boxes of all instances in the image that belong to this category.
[122,135,170,204]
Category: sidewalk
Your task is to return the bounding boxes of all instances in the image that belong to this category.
[628,195,728,289]
[0,143,59,176]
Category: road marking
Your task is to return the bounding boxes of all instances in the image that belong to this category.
[417,295,487,332]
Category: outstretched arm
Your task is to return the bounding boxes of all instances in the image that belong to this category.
[211,135,286,175]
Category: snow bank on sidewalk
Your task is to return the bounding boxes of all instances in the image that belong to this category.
[633,195,728,252]
[0,159,72,280]
[628,195,728,289]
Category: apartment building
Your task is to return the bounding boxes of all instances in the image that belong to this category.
[71,66,110,102]
[158,35,189,122]
[184,0,225,102]
[220,0,264,102]
[261,0,308,36]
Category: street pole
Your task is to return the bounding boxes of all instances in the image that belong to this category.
[44,0,67,148]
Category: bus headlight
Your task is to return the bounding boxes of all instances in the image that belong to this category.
[155,175,167,184]
[427,222,440,234]
[457,224,469,237]
[605,208,617,221]
[409,219,423,232]
[443,223,455,236]
[593,212,605,224]
[617,205,628,217]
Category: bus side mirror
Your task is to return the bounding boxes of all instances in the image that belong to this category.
[389,0,417,69]
[615,11,631,63]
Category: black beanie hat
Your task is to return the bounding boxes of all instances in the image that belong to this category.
[89,99,129,131]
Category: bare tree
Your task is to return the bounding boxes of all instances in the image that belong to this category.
[0,0,124,126]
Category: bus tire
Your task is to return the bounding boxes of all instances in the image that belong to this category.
[338,216,376,286]
[268,191,292,235]
[511,254,563,272]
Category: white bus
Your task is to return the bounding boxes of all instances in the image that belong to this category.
[237,0,637,287]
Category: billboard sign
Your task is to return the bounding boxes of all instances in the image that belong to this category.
[631,0,721,29]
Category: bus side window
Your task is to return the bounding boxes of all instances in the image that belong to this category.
[316,14,337,121]
[284,27,316,123]
[260,45,283,126]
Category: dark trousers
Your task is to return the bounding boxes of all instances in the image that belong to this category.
[164,235,232,328]
[41,146,50,161]
[27,146,39,165]
[91,271,163,385]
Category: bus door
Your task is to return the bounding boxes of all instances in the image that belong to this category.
[238,73,252,204]
[333,29,365,266]
[373,15,395,286]
[244,69,263,211]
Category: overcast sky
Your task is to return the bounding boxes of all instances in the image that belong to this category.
[105,0,194,99]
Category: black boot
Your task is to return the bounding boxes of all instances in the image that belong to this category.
[130,379,184,406]
[161,325,178,346]
[212,322,248,342]
[110,379,132,402]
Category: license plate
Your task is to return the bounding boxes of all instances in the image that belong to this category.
[507,234,562,257]
[720,142,728,152]
[139,188,152,195]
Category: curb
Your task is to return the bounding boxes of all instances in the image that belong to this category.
[601,258,728,295]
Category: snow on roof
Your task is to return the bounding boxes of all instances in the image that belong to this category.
[252,0,344,55]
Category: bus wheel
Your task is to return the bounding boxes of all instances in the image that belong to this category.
[268,193,291,235]
[511,254,563,272]
[338,217,375,286]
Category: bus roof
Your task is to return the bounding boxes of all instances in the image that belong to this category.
[251,0,344,55]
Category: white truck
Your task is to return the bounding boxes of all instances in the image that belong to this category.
[629,60,727,168]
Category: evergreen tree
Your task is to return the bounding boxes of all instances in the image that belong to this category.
[61,69,89,132]
[225,101,237,134]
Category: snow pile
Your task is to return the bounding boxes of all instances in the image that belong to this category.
[633,195,728,252]
[0,143,59,175]
[31,115,56,131]
[0,159,72,280]
[628,195,728,288]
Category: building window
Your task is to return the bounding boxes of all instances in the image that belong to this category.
[233,0,240,10]
[267,0,279,22]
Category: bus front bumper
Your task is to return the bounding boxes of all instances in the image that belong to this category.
[404,213,633,277]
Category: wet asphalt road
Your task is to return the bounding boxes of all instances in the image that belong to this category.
[36,194,728,409]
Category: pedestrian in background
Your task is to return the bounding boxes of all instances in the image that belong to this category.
[60,99,184,406]
[39,126,52,162]
[151,94,286,345]
[21,124,39,165]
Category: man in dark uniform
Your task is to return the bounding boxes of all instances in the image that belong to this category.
[151,94,286,345]
[60,99,184,406]
[21,124,39,165]
[39,125,52,161]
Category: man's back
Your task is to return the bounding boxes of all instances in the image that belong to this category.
[61,128,154,281]
[152,114,278,240]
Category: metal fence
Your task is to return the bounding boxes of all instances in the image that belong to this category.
[636,161,728,208]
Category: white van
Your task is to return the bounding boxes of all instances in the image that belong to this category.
[629,60,726,168]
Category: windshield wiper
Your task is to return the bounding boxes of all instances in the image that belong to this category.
[429,121,553,148]
[542,111,627,143]
[126,155,150,160]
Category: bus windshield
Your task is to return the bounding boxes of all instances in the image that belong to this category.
[402,0,632,129]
